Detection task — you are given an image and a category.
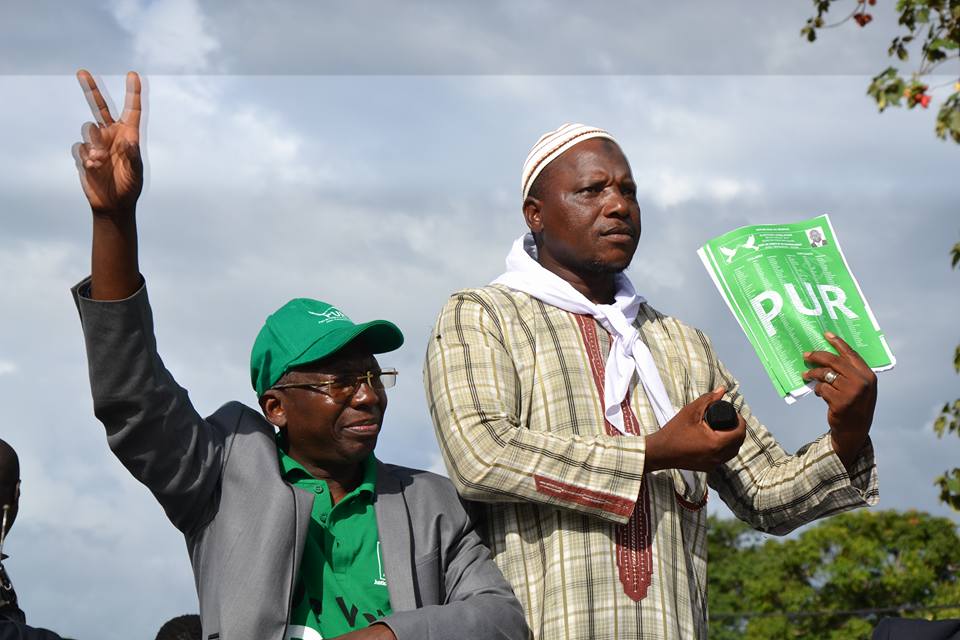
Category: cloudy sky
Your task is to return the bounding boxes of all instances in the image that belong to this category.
[1,0,958,637]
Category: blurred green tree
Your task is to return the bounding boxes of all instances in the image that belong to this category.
[933,241,960,510]
[708,510,960,639]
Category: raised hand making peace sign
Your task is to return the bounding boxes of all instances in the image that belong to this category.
[72,70,144,301]
[73,70,143,216]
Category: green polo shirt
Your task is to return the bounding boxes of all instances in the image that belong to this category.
[278,439,392,639]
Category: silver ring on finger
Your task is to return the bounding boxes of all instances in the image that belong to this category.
[824,370,839,385]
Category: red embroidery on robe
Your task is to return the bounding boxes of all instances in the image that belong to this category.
[533,474,636,518]
[575,314,653,602]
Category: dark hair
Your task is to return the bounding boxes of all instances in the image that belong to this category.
[0,439,19,504]
[155,614,202,640]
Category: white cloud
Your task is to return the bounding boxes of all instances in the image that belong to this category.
[707,177,760,202]
[637,171,761,208]
[0,360,16,375]
[644,171,695,208]
[0,241,84,305]
[111,0,219,72]
[142,77,338,194]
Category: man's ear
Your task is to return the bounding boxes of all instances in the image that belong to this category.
[523,197,544,233]
[259,391,288,428]
[2,481,18,535]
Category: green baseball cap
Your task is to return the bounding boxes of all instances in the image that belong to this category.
[250,298,404,396]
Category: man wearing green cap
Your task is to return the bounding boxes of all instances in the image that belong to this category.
[69,70,527,640]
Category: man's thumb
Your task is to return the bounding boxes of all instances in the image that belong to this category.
[701,386,726,406]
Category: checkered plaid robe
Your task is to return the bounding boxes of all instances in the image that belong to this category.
[423,285,878,640]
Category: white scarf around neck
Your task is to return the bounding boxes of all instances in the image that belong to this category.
[493,232,680,430]
[490,233,694,488]
[492,234,694,486]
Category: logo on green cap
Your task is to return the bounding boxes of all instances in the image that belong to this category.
[307,308,350,324]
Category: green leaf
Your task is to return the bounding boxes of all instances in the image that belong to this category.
[949,475,960,494]
[935,94,960,142]
[931,38,960,50]
[935,414,947,436]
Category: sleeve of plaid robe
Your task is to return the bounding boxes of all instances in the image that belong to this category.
[424,290,645,525]
[705,334,880,535]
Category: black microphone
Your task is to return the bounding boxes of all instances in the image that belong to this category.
[704,400,738,431]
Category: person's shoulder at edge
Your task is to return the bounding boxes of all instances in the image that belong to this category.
[434,283,552,317]
[375,463,480,521]
[377,462,454,495]
[441,283,524,301]
[208,401,270,430]
[635,300,716,341]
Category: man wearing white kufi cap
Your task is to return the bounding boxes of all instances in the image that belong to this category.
[425,123,880,639]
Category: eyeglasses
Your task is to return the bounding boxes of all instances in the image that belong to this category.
[272,369,398,401]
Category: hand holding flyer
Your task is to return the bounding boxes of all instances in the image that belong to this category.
[698,214,895,403]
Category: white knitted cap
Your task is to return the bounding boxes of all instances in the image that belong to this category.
[521,123,617,200]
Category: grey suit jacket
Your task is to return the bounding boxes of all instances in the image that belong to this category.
[73,279,528,640]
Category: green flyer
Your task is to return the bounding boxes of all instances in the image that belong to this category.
[697,214,895,403]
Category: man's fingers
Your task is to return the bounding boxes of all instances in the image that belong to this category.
[77,142,93,166]
[803,349,840,368]
[690,387,728,426]
[120,71,142,129]
[824,332,856,357]
[803,349,862,386]
[717,416,747,460]
[74,141,109,171]
[707,386,726,401]
[694,386,727,410]
[77,69,115,125]
[73,143,102,177]
[720,414,746,439]
[803,366,843,387]
[824,331,872,373]
[71,141,85,168]
[80,121,104,147]
[722,435,745,461]
[813,381,840,405]
[72,143,106,205]
[89,122,104,147]
[805,332,868,371]
[805,333,874,384]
